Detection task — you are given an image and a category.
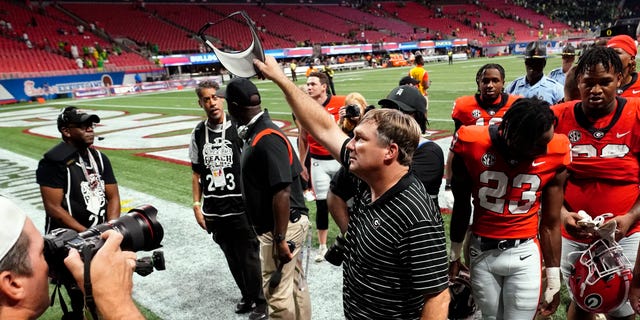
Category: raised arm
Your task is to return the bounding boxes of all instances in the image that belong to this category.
[255,56,348,160]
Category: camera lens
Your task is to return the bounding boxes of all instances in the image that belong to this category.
[113,205,164,251]
[78,205,164,252]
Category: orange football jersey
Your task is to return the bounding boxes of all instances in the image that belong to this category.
[452,125,571,239]
[553,97,640,240]
[451,93,521,127]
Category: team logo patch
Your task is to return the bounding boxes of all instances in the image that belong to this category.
[568,130,581,143]
[481,152,496,167]
[371,218,381,229]
[471,109,481,119]
[584,294,603,310]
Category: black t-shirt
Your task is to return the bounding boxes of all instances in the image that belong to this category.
[240,111,307,234]
[411,139,444,198]
[189,120,245,219]
[36,142,117,232]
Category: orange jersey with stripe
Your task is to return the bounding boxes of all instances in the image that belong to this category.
[553,97,640,240]
[452,125,571,239]
[451,94,521,127]
[308,95,345,157]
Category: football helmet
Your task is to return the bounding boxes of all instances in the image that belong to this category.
[568,239,632,314]
[448,269,476,319]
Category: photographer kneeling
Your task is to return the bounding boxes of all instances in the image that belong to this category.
[0,196,143,320]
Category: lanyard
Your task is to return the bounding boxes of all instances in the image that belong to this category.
[77,149,102,191]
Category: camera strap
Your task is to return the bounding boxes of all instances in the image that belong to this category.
[83,246,100,320]
[50,281,70,314]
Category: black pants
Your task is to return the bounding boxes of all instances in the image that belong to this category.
[207,214,264,304]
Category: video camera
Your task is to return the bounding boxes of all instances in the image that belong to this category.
[44,204,165,284]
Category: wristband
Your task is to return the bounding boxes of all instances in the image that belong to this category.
[544,267,561,304]
[192,201,201,207]
[449,241,463,262]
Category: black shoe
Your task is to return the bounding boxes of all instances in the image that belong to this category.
[235,298,255,314]
[248,303,268,320]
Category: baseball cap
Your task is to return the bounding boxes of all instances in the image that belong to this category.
[0,196,27,262]
[524,41,547,59]
[607,35,638,56]
[399,76,419,86]
[57,106,100,131]
[561,44,577,57]
[217,78,261,107]
[378,86,426,114]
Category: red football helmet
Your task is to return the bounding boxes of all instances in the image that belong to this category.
[568,239,633,313]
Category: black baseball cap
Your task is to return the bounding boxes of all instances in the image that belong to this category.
[217,78,261,107]
[524,41,547,59]
[378,86,426,114]
[57,106,100,131]
[399,76,419,86]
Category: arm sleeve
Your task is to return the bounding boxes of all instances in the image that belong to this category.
[99,154,117,184]
[403,220,449,294]
[330,166,356,201]
[257,134,295,193]
[35,159,66,188]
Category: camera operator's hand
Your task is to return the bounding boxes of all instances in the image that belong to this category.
[275,240,293,265]
[64,231,144,320]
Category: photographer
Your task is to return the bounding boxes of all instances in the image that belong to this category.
[338,92,368,136]
[36,106,121,318]
[0,196,142,320]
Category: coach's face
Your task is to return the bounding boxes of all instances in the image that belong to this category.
[346,121,387,177]
[198,87,225,124]
[578,63,621,117]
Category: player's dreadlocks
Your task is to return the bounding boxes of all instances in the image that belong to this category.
[475,63,506,86]
[573,46,623,82]
[499,97,555,152]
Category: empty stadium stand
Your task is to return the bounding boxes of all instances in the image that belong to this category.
[0,0,587,79]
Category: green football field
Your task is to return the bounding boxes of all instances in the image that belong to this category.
[0,55,575,319]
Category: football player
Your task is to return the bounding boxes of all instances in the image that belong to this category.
[449,97,570,319]
[553,46,640,320]
[444,63,522,209]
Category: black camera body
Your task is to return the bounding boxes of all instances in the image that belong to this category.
[324,235,346,266]
[344,104,361,118]
[44,204,164,284]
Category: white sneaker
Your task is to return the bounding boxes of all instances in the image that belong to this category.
[315,247,328,262]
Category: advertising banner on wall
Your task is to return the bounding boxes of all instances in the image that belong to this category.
[0,72,125,103]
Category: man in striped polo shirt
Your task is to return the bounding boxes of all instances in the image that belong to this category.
[256,55,450,319]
